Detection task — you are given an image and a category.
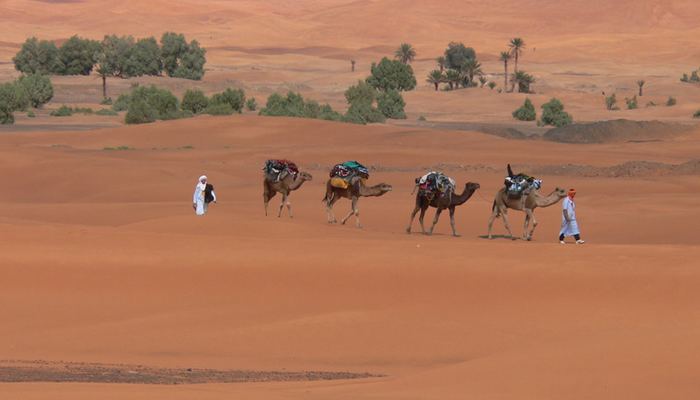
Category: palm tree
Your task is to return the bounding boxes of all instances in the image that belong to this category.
[395,43,416,64]
[351,59,356,72]
[478,76,488,88]
[637,79,645,96]
[436,56,446,73]
[512,70,535,93]
[509,37,525,73]
[500,51,511,91]
[460,59,482,87]
[445,69,460,90]
[427,70,444,91]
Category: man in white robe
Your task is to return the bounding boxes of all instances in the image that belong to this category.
[193,175,216,216]
[559,188,584,244]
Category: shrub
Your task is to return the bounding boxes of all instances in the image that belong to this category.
[96,108,118,116]
[681,73,689,82]
[691,71,700,82]
[112,93,131,111]
[161,32,206,80]
[161,109,194,120]
[259,91,340,121]
[625,95,638,110]
[181,89,209,114]
[246,97,257,111]
[666,96,677,106]
[0,81,31,124]
[377,89,406,119]
[540,98,572,127]
[366,57,417,92]
[100,97,113,105]
[443,42,476,71]
[342,80,385,124]
[318,104,343,121]
[205,102,234,115]
[125,98,157,124]
[693,110,700,118]
[17,74,53,108]
[512,98,536,121]
[418,115,426,121]
[50,105,73,117]
[13,37,63,74]
[210,88,245,113]
[27,110,36,118]
[487,81,497,90]
[605,93,619,110]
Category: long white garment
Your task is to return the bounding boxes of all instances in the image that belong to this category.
[193,182,207,216]
[559,197,580,236]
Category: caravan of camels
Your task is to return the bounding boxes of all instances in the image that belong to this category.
[208,158,577,242]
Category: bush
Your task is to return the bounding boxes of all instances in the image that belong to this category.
[605,93,619,110]
[691,71,700,83]
[205,102,234,115]
[112,93,131,111]
[17,74,53,108]
[246,97,257,111]
[13,37,63,74]
[681,73,689,82]
[161,109,194,120]
[625,95,638,110]
[343,80,385,124]
[487,81,496,90]
[540,98,572,127]
[210,88,245,113]
[512,98,536,121]
[125,98,157,124]
[318,104,343,121]
[96,108,118,116]
[27,110,36,118]
[258,91,341,121]
[418,115,426,121]
[443,42,476,70]
[666,96,677,106]
[100,97,113,105]
[161,32,206,80]
[365,57,417,92]
[693,110,700,118]
[0,81,31,124]
[181,89,209,114]
[50,105,73,117]
[377,89,406,119]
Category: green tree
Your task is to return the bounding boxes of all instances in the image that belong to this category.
[126,37,162,77]
[443,42,476,71]
[625,96,638,110]
[509,37,525,73]
[125,97,158,124]
[17,74,53,108]
[366,57,416,92]
[181,89,209,114]
[445,69,460,90]
[343,80,385,124]
[100,35,135,78]
[435,56,446,73]
[59,35,101,75]
[377,89,406,119]
[246,97,257,111]
[394,43,416,64]
[541,98,572,127]
[512,70,535,93]
[0,81,30,124]
[210,88,245,113]
[427,70,444,91]
[160,33,206,80]
[13,37,63,74]
[512,98,536,121]
[499,51,511,91]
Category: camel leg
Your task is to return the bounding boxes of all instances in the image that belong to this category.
[526,210,538,241]
[341,197,361,228]
[406,206,420,234]
[487,208,498,239]
[522,211,530,240]
[427,208,443,236]
[263,184,276,216]
[277,192,287,218]
[285,194,293,218]
[326,193,339,224]
[418,207,428,233]
[449,206,460,237]
[500,210,515,240]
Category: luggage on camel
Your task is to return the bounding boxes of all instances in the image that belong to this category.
[504,163,541,198]
[329,161,369,188]
[264,159,299,182]
[415,171,455,195]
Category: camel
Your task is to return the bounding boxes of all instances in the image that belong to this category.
[406,182,480,237]
[263,171,313,217]
[487,186,567,241]
[323,176,392,228]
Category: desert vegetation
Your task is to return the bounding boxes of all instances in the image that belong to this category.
[540,98,572,127]
[512,98,536,121]
[0,74,54,124]
[259,91,342,121]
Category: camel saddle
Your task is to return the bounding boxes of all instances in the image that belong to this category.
[330,161,370,180]
[264,159,299,182]
[416,171,455,196]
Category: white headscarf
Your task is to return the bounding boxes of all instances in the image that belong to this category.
[197,175,207,192]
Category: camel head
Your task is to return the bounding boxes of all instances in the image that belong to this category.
[553,187,567,198]
[298,171,313,181]
[373,183,393,196]
[465,182,480,192]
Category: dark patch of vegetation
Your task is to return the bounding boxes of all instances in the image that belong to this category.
[605,93,619,110]
[210,88,246,113]
[50,105,74,117]
[366,57,417,92]
[100,97,113,105]
[0,80,30,124]
[512,98,536,121]
[204,102,234,116]
[512,71,535,93]
[246,97,257,111]
[27,110,36,118]
[343,81,385,124]
[259,91,342,121]
[394,43,416,64]
[418,115,426,121]
[693,110,700,119]
[103,145,133,151]
[120,85,179,124]
[181,88,209,114]
[540,98,572,127]
[377,89,406,119]
[625,95,638,110]
[95,108,118,116]
[17,74,53,108]
[666,96,677,107]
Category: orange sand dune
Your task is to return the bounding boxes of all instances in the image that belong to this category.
[1,115,700,399]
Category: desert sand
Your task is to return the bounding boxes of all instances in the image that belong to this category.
[1,1,700,399]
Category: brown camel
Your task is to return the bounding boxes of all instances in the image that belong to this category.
[323,176,392,228]
[263,171,313,217]
[407,182,481,237]
[487,186,567,241]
